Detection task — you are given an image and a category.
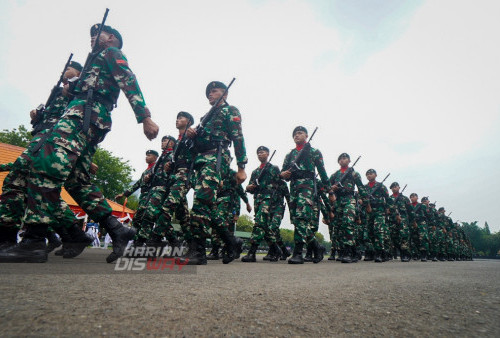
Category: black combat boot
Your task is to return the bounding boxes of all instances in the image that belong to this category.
[392,248,399,260]
[177,239,207,265]
[241,243,258,262]
[351,247,359,263]
[146,233,166,258]
[374,250,383,263]
[0,225,19,250]
[432,253,438,262]
[100,215,136,263]
[341,247,353,264]
[311,240,324,263]
[328,248,336,261]
[262,245,274,261]
[235,237,244,259]
[269,243,282,262]
[279,242,291,261]
[207,243,220,260]
[0,225,48,263]
[438,253,446,262]
[420,251,427,262]
[364,251,374,261]
[304,242,313,262]
[46,229,62,253]
[220,232,237,264]
[288,243,304,264]
[60,222,94,259]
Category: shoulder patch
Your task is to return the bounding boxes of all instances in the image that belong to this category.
[232,116,241,122]
[116,59,128,65]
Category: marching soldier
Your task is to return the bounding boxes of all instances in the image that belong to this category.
[388,182,413,262]
[181,80,248,265]
[409,194,430,261]
[280,126,330,264]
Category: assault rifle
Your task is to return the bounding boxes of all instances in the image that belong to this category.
[365,173,390,213]
[33,53,74,126]
[393,184,407,219]
[286,127,318,174]
[447,211,452,217]
[70,8,109,133]
[336,155,361,188]
[255,150,276,186]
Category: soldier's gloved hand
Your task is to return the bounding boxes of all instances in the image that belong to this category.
[246,203,252,213]
[246,184,256,192]
[143,117,159,140]
[332,184,339,192]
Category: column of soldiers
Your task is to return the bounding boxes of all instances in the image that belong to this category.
[0,19,474,265]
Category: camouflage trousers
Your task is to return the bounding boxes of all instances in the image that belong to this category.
[363,208,388,252]
[388,216,410,252]
[189,150,231,240]
[412,220,429,252]
[24,112,112,227]
[289,178,317,245]
[154,168,191,242]
[0,131,87,231]
[250,196,276,245]
[333,196,357,249]
[434,227,446,255]
[136,185,174,241]
[209,194,233,247]
[269,201,286,244]
[428,225,438,256]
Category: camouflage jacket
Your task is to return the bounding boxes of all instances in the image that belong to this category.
[409,202,427,222]
[31,88,70,135]
[282,146,330,189]
[71,47,151,131]
[124,164,155,198]
[364,181,392,210]
[316,180,333,221]
[194,103,247,165]
[248,163,281,201]
[271,179,290,207]
[150,149,173,187]
[218,169,249,215]
[329,168,366,198]
[171,133,195,169]
[389,193,414,222]
[0,162,13,172]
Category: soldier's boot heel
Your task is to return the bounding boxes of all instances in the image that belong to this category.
[364,251,374,261]
[101,215,136,263]
[304,242,313,262]
[374,251,383,263]
[0,226,20,250]
[206,244,220,260]
[312,240,324,264]
[0,225,48,263]
[269,243,281,262]
[328,248,336,261]
[420,251,427,262]
[235,237,244,259]
[241,243,258,262]
[221,232,237,264]
[288,243,304,264]
[62,222,94,259]
[341,248,353,264]
[280,244,291,261]
[46,229,62,253]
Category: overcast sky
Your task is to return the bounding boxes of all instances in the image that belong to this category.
[1,0,499,235]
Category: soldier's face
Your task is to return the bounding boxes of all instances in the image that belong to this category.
[91,31,111,48]
[338,157,350,167]
[257,150,269,163]
[161,139,169,149]
[146,154,157,164]
[293,131,308,145]
[208,88,227,106]
[64,67,80,83]
[366,173,376,181]
[391,186,400,194]
[410,195,418,203]
[176,116,189,129]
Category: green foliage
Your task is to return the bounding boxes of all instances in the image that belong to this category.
[236,214,254,232]
[0,125,32,147]
[279,228,294,246]
[462,221,500,257]
[125,195,139,211]
[91,147,135,199]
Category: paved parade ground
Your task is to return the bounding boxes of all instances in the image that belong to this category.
[0,249,499,337]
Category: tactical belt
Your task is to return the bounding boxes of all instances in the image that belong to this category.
[75,92,115,112]
[291,170,315,180]
[336,189,354,197]
[196,140,230,154]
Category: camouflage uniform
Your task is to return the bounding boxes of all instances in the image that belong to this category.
[24,46,151,230]
[282,146,330,246]
[388,193,414,259]
[136,148,174,241]
[247,163,282,246]
[154,134,194,243]
[189,103,247,241]
[409,202,430,258]
[427,205,440,260]
[363,181,392,258]
[329,168,366,256]
[269,179,290,248]
[122,163,155,242]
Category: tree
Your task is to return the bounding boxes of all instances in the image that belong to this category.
[0,125,32,147]
[91,147,135,200]
[236,214,254,232]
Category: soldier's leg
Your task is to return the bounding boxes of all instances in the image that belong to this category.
[364,214,375,261]
[339,198,357,263]
[418,221,429,261]
[399,217,411,261]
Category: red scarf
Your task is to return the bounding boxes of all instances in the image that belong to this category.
[412,202,418,207]
[259,163,266,169]
[178,133,183,141]
[296,144,305,151]
[368,181,376,188]
[392,192,399,198]
[340,166,348,174]
[147,162,155,170]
